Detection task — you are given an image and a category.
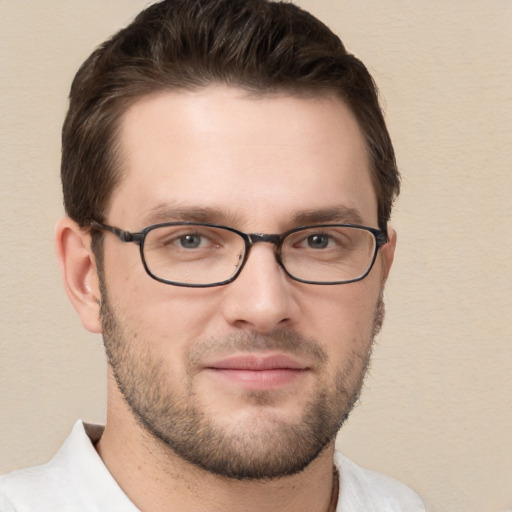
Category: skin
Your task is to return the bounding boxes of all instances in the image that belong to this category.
[56,86,396,512]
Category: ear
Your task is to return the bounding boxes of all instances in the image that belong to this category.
[55,217,102,334]
[380,226,397,282]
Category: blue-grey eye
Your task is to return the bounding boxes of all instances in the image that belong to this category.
[179,234,203,249]
[307,234,330,249]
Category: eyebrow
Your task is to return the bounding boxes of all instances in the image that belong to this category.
[292,206,364,226]
[142,204,239,226]
[141,203,365,229]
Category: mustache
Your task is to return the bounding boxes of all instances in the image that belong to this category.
[187,329,328,370]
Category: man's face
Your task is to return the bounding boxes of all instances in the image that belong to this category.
[98,86,393,479]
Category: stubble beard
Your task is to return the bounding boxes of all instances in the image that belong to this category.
[99,278,384,481]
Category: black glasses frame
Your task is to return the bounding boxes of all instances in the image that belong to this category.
[90,220,388,287]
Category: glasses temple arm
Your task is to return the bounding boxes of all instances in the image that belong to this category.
[90,221,141,243]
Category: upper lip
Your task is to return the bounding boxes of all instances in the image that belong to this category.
[205,353,308,371]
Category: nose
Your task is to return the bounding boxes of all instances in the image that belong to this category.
[220,243,300,333]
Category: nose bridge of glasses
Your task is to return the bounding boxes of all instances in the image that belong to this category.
[247,233,282,246]
[243,233,284,266]
[237,233,285,280]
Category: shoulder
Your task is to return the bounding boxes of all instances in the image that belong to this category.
[0,421,136,512]
[0,488,16,512]
[0,457,71,512]
[0,421,89,511]
[334,451,426,512]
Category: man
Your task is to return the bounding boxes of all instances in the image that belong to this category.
[0,0,425,510]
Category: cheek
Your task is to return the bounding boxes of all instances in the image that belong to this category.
[305,279,379,325]
[105,257,222,354]
[300,281,381,356]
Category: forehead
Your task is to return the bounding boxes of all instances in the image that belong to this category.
[109,86,377,229]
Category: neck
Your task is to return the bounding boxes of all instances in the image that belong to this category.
[96,401,338,512]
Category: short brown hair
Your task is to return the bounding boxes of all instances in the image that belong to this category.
[61,0,399,232]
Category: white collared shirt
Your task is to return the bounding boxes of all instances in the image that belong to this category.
[0,421,425,512]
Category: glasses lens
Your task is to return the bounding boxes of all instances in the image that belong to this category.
[281,226,377,283]
[143,224,245,286]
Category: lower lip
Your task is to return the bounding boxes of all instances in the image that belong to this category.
[206,368,307,390]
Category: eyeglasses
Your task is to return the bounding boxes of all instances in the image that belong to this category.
[90,221,388,287]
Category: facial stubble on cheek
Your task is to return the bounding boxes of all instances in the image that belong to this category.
[99,273,383,480]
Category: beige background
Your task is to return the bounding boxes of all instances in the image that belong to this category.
[1,1,511,511]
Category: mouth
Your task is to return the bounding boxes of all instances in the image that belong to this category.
[203,353,310,390]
